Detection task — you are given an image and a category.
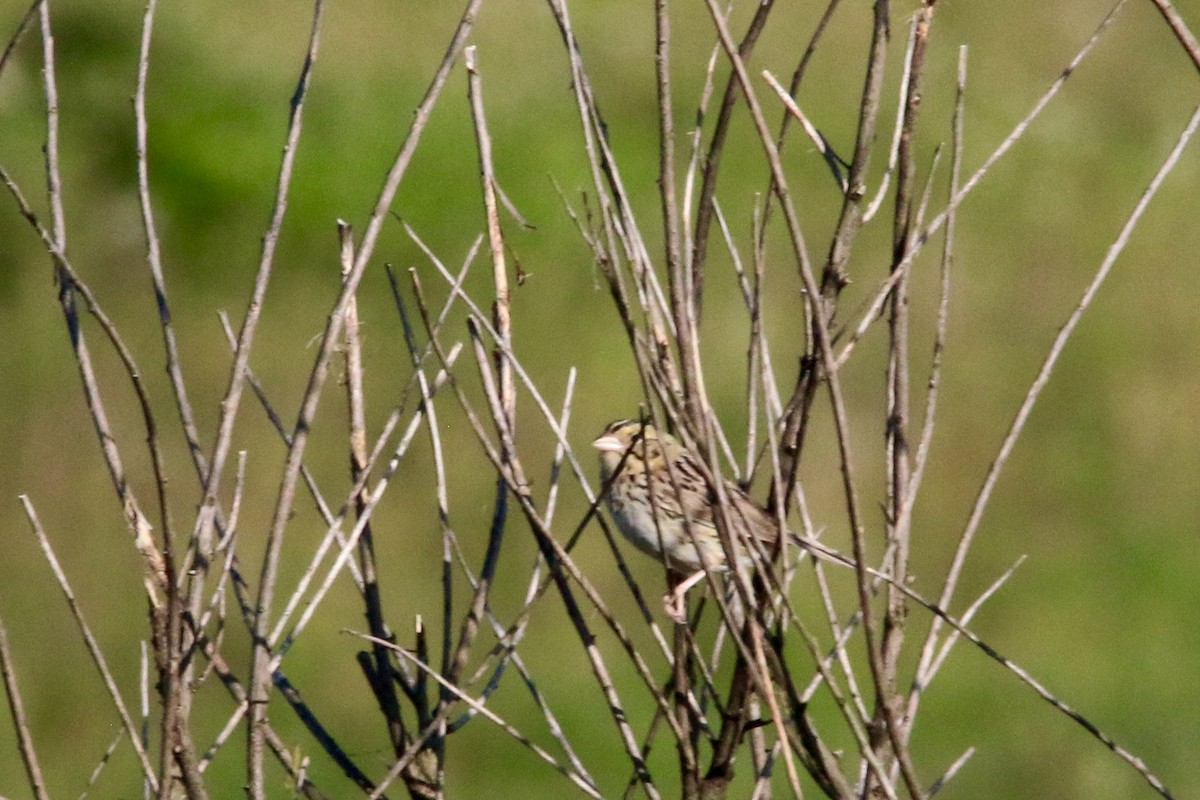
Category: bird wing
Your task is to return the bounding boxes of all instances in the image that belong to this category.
[726,481,784,547]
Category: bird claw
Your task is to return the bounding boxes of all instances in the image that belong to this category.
[663,569,708,624]
[663,590,688,624]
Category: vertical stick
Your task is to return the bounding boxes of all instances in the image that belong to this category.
[465,46,514,439]
[243,5,327,792]
[0,616,51,800]
[653,0,697,436]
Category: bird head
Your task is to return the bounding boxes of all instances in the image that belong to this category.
[593,419,682,478]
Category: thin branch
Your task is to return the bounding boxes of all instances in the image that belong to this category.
[872,7,935,796]
[20,495,160,788]
[820,0,891,300]
[798,534,1175,799]
[927,747,974,797]
[897,46,966,585]
[248,1,485,787]
[1147,0,1200,73]
[196,0,326,562]
[135,0,205,478]
[833,0,1128,371]
[236,8,328,791]
[0,613,51,800]
[355,631,604,799]
[761,70,848,192]
[652,0,698,433]
[0,0,38,79]
[81,728,127,799]
[700,2,921,794]
[688,0,778,287]
[903,47,967,738]
[862,13,920,224]
[924,98,1200,677]
[465,46,515,435]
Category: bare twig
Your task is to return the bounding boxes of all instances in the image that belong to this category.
[898,46,967,585]
[236,9,328,792]
[247,3,486,788]
[354,631,605,799]
[0,613,51,800]
[81,729,127,799]
[465,46,515,436]
[652,0,698,432]
[872,6,935,796]
[903,48,967,739]
[833,0,1128,371]
[927,747,974,797]
[197,0,326,563]
[700,2,923,794]
[20,495,160,789]
[761,70,848,192]
[688,0,778,289]
[1147,0,1200,73]
[458,54,516,736]
[923,99,1200,695]
[0,1,38,79]
[135,0,205,479]
[862,13,921,224]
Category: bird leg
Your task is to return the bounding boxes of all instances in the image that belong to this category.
[665,569,707,624]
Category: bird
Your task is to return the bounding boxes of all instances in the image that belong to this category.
[592,418,791,622]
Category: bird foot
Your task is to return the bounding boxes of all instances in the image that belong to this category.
[663,569,708,624]
[663,590,689,624]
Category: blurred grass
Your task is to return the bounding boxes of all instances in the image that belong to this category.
[1,0,1199,797]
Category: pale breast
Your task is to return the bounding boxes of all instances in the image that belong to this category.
[605,482,729,574]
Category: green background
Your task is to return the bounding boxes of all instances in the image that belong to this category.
[1,0,1198,797]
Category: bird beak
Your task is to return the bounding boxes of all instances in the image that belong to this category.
[592,434,624,452]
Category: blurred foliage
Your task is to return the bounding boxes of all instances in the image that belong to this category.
[1,0,1198,798]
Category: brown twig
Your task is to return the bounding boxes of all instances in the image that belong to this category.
[465,46,515,439]
[20,495,160,789]
[132,6,211,789]
[246,2,487,787]
[1148,0,1200,73]
[0,613,51,800]
[410,274,670,800]
[197,0,326,578]
[863,14,921,224]
[237,7,327,790]
[700,2,920,795]
[135,0,205,480]
[871,6,935,796]
[0,1,38,79]
[922,102,1200,773]
[901,48,967,735]
[821,0,891,304]
[652,0,699,435]
[338,222,411,768]
[833,0,1127,371]
[689,0,778,296]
